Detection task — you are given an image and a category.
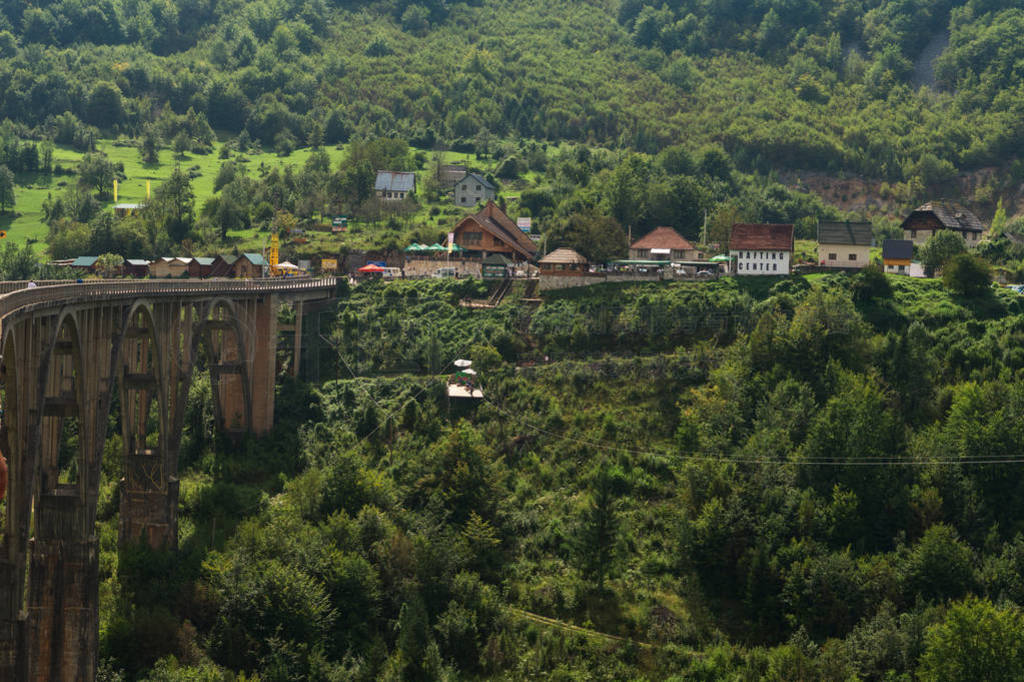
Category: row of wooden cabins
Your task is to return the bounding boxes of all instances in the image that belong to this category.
[53,253,268,278]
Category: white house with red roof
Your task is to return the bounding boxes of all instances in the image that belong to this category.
[729,223,794,275]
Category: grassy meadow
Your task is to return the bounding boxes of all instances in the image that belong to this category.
[2,139,517,258]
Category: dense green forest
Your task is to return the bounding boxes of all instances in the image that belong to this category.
[81,273,1024,680]
[0,0,1022,178]
[0,0,1024,261]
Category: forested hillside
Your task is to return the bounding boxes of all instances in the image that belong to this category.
[1,0,1023,263]
[87,273,1024,680]
[0,0,1022,179]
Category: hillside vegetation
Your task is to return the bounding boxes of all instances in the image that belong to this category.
[0,0,1021,178]
[0,1,1022,246]
[84,273,1024,680]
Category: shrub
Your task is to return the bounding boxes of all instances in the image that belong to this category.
[943,253,991,297]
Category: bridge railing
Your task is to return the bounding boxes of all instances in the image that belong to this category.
[0,277,341,320]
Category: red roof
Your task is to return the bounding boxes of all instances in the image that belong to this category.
[630,226,694,251]
[730,223,794,251]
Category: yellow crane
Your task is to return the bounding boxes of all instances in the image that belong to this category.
[269,233,280,276]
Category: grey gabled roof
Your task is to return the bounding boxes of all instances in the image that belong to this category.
[882,239,913,260]
[902,201,985,233]
[818,221,874,246]
[453,171,495,190]
[374,171,416,193]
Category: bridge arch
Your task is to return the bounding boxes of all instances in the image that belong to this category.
[193,298,253,435]
[38,309,87,493]
[117,301,172,548]
[26,308,97,681]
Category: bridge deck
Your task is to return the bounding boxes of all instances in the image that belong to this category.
[0,277,339,320]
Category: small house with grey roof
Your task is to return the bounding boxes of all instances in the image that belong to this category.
[882,239,914,275]
[374,171,416,200]
[901,201,985,246]
[817,221,874,269]
[453,172,496,207]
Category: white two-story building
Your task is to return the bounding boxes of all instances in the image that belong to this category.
[729,223,795,275]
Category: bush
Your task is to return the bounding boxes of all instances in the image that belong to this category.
[943,253,991,297]
[852,265,893,301]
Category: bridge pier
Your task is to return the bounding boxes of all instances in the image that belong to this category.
[249,296,278,434]
[26,492,97,682]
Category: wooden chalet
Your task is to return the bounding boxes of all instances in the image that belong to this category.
[123,259,151,277]
[451,201,538,262]
[150,257,191,278]
[209,255,238,277]
[233,253,266,278]
[902,201,985,246]
[188,257,216,278]
[69,256,99,273]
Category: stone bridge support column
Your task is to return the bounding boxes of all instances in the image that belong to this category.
[25,305,120,682]
[0,315,52,681]
[248,295,278,435]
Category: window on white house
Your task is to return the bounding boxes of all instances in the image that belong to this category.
[848,253,857,261]
[911,229,917,238]
[773,263,777,271]
[898,265,905,272]
[828,252,837,260]
[461,197,467,203]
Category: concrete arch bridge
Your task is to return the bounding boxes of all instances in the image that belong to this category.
[0,277,341,680]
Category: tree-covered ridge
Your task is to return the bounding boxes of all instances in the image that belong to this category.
[84,274,1024,680]
[0,0,1021,185]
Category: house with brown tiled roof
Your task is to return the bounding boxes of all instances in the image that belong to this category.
[729,223,794,275]
[901,201,985,246]
[629,226,701,260]
[452,201,538,262]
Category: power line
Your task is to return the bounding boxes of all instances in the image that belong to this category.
[481,396,1024,467]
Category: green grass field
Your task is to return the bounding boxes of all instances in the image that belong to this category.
[4,140,354,253]
[4,139,515,258]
